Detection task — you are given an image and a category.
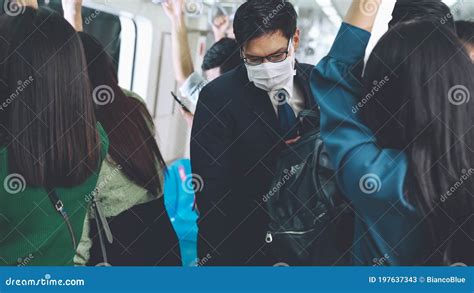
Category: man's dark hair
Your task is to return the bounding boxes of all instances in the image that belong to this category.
[389,0,455,29]
[455,20,474,45]
[201,37,242,74]
[233,0,297,47]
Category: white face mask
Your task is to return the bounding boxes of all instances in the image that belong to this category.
[245,51,296,93]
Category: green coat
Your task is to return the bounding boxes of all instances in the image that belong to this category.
[0,124,109,266]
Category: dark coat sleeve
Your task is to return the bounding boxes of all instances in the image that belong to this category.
[190,83,236,264]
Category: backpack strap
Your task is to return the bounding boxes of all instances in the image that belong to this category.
[298,110,320,135]
[90,195,113,266]
[312,140,334,215]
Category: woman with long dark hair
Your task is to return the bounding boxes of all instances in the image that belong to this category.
[0,5,108,265]
[70,21,181,266]
[311,0,473,265]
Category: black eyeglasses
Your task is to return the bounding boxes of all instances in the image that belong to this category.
[241,38,292,66]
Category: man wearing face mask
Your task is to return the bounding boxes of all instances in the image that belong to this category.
[190,0,319,266]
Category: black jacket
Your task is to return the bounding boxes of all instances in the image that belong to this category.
[190,62,317,266]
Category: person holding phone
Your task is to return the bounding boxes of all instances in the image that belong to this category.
[162,0,242,128]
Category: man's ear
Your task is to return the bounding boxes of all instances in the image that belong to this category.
[293,28,300,51]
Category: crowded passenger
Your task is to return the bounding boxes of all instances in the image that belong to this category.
[0,0,473,268]
[61,1,181,266]
[312,0,474,265]
[0,2,108,265]
[190,0,323,266]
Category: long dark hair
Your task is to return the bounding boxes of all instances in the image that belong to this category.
[79,32,166,196]
[362,20,474,265]
[0,8,100,187]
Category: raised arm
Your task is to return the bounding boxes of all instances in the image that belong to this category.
[344,0,381,32]
[162,0,194,85]
[211,14,230,42]
[311,0,412,209]
[62,0,83,32]
[14,0,38,9]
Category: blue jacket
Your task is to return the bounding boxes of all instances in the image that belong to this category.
[310,23,425,265]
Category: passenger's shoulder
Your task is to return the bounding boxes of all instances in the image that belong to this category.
[96,122,109,160]
[296,62,315,77]
[121,88,146,105]
[199,65,246,106]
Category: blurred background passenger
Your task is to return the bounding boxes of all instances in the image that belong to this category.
[0,2,108,265]
[162,0,241,127]
[455,20,474,61]
[63,2,181,266]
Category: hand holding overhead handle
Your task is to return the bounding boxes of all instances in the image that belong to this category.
[345,0,382,33]
[62,0,84,31]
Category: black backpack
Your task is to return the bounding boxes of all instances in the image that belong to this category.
[265,110,354,266]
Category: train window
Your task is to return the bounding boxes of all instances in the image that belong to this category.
[39,0,123,72]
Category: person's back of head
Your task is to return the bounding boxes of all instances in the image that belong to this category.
[79,32,166,196]
[233,0,298,48]
[201,37,241,80]
[455,20,474,60]
[0,7,100,188]
[389,0,455,29]
[362,20,474,265]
